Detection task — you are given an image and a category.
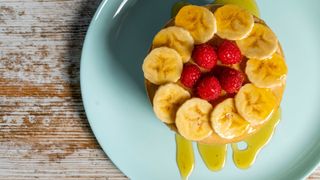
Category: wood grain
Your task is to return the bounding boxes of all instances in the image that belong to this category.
[0,0,127,179]
[0,0,318,179]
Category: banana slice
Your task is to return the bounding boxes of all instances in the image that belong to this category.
[142,47,183,85]
[153,83,191,124]
[175,5,217,44]
[236,23,278,59]
[214,4,254,40]
[176,98,213,141]
[235,84,277,125]
[246,53,288,88]
[152,26,194,63]
[211,98,250,139]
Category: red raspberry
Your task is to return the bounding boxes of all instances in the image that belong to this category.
[196,76,222,101]
[192,43,217,70]
[180,64,202,88]
[218,40,242,65]
[214,66,245,93]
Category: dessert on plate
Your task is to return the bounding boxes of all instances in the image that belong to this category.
[142,2,287,178]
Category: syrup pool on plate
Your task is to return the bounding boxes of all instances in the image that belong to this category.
[231,109,281,169]
[176,109,281,179]
[176,134,194,180]
[197,143,227,171]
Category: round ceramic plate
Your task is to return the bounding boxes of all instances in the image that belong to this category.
[81,0,320,179]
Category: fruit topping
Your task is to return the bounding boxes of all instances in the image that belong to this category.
[192,43,218,70]
[180,64,202,88]
[236,23,278,59]
[196,76,222,101]
[235,84,277,125]
[176,98,213,141]
[210,98,249,139]
[142,47,183,85]
[214,66,245,93]
[152,26,194,63]
[213,0,260,17]
[153,83,191,124]
[246,53,287,88]
[214,4,254,40]
[218,40,242,65]
[175,5,217,44]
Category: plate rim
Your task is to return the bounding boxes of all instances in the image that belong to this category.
[80,0,320,179]
[80,0,131,178]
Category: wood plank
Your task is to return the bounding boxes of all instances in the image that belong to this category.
[0,0,127,179]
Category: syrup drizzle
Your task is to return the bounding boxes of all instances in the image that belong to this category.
[176,134,194,180]
[175,108,281,178]
[231,109,281,169]
[197,143,227,171]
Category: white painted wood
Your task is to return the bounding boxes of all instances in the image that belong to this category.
[0,0,127,179]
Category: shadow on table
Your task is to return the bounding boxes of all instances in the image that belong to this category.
[66,0,102,121]
[66,0,102,90]
[64,0,126,167]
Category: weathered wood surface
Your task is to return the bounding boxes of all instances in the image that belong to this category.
[0,0,127,179]
[0,0,318,179]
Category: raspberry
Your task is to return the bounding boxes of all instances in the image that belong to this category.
[218,40,242,65]
[180,64,202,88]
[214,66,245,93]
[196,76,222,101]
[192,43,217,70]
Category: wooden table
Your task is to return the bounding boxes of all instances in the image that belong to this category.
[0,0,318,179]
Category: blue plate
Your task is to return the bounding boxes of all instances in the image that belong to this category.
[81,0,320,179]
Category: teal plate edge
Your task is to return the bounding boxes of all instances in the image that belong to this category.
[80,0,320,179]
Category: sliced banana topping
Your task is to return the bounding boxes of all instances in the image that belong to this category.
[175,5,217,44]
[235,84,277,125]
[153,83,191,124]
[214,4,254,40]
[236,23,278,59]
[142,4,287,145]
[152,26,194,63]
[142,47,183,85]
[211,98,249,139]
[176,98,213,141]
[246,53,288,88]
